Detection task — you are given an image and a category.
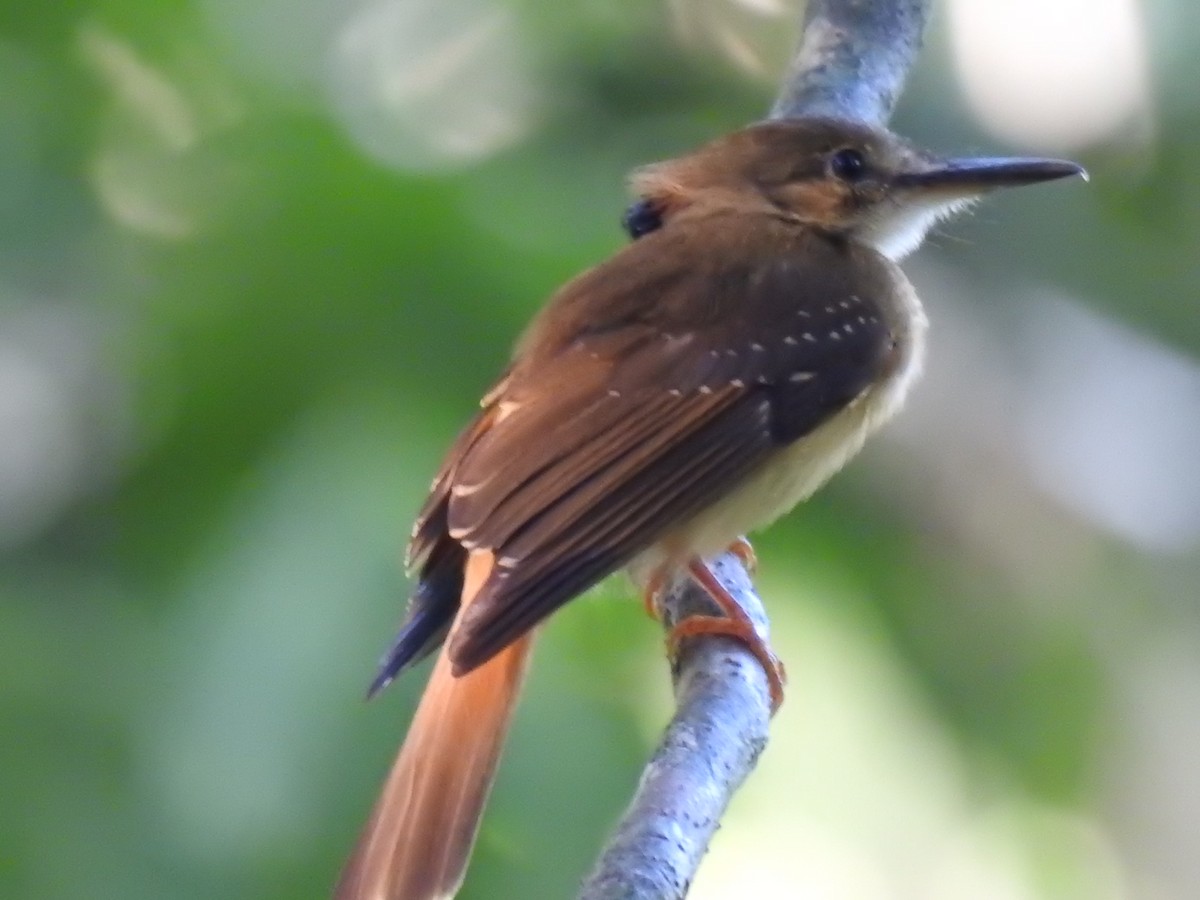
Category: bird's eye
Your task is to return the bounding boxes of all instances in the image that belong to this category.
[622,199,662,240]
[829,148,867,182]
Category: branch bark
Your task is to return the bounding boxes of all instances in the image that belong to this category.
[770,0,929,125]
[578,2,931,898]
[578,552,772,899]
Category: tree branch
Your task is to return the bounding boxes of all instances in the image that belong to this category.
[578,552,771,899]
[578,2,932,898]
[770,0,929,125]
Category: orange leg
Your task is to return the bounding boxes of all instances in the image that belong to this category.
[645,538,757,618]
[665,558,787,713]
[726,536,758,574]
[642,567,668,619]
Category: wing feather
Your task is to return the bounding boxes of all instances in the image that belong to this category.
[404,214,898,674]
[451,392,775,669]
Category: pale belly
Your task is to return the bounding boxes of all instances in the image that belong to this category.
[627,274,927,587]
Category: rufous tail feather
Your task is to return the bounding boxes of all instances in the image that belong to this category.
[335,551,533,900]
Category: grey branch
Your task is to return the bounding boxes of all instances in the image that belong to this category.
[578,2,931,899]
[578,552,772,899]
[771,0,929,125]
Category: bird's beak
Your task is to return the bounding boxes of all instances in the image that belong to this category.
[894,157,1087,197]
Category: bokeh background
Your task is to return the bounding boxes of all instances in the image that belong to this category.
[2,0,1197,897]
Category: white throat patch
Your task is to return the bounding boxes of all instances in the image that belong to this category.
[859,196,977,261]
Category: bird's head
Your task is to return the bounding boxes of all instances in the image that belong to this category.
[627,117,1085,260]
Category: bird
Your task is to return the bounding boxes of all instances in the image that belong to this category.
[333,115,1084,900]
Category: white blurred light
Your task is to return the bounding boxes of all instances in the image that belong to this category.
[927,806,1129,900]
[328,0,540,171]
[946,0,1153,153]
[80,24,200,238]
[0,306,131,547]
[731,0,787,16]
[1115,635,1200,896]
[1018,293,1200,553]
[79,23,245,239]
[669,0,794,79]
[0,348,80,545]
[693,818,893,899]
[78,24,199,151]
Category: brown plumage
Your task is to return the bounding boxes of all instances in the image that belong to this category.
[335,552,531,900]
[335,117,1084,899]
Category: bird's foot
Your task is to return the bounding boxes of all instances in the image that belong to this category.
[643,538,757,619]
[665,558,786,713]
[642,568,668,619]
[726,536,758,574]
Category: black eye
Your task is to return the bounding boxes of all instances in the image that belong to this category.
[622,199,662,240]
[829,148,867,181]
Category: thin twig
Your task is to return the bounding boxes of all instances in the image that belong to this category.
[578,1,931,898]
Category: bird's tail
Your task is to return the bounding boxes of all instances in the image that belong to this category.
[335,551,532,900]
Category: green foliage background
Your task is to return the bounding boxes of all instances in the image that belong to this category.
[2,1,1198,898]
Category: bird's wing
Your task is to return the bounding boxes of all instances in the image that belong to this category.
[411,223,896,673]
